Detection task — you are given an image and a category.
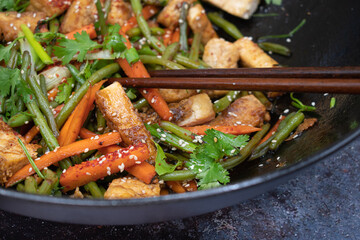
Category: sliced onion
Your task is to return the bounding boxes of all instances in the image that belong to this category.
[40,66,71,90]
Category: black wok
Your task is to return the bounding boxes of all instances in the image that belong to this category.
[0,0,359,225]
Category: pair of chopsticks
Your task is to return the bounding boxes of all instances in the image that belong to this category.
[108,66,360,94]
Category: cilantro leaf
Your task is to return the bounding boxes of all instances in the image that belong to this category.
[188,129,249,189]
[0,39,19,64]
[53,31,101,64]
[0,67,33,119]
[154,142,180,176]
[55,77,75,104]
[0,0,15,11]
[34,32,65,45]
[104,24,127,58]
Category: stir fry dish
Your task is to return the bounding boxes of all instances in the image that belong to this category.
[0,0,316,199]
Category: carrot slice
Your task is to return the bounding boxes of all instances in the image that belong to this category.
[5,132,122,187]
[184,125,262,135]
[166,181,186,193]
[47,88,59,101]
[79,128,155,184]
[163,29,173,46]
[258,115,286,145]
[62,89,91,146]
[65,24,97,40]
[183,180,198,192]
[60,143,150,192]
[171,28,180,43]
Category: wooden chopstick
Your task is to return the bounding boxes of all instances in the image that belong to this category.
[108,67,360,94]
[149,66,360,79]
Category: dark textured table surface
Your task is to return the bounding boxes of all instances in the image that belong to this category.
[0,136,358,239]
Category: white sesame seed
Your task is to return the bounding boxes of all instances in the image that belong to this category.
[271,140,277,143]
[258,164,264,167]
[286,38,292,43]
[311,102,316,106]
[135,161,141,164]
[29,167,32,172]
[323,93,329,96]
[283,109,289,114]
[84,148,89,153]
[157,128,162,133]
[160,137,165,141]
[111,112,117,117]
[62,169,66,173]
[161,134,166,138]
[118,163,125,172]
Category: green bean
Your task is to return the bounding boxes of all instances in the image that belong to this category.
[222,123,271,169]
[24,176,37,194]
[160,121,196,143]
[162,42,180,61]
[103,0,112,19]
[99,185,107,195]
[27,75,59,137]
[207,12,243,39]
[81,149,97,160]
[96,108,106,132]
[0,96,5,114]
[84,181,104,198]
[21,24,53,64]
[37,179,54,195]
[165,152,188,163]
[159,169,196,181]
[269,112,305,150]
[133,97,149,109]
[141,0,168,6]
[95,0,108,36]
[139,55,186,69]
[126,27,165,38]
[49,18,60,33]
[149,36,167,53]
[179,2,189,52]
[138,45,157,56]
[189,33,201,61]
[35,61,46,71]
[66,64,86,85]
[7,112,32,127]
[71,155,83,165]
[15,97,24,112]
[258,42,291,57]
[249,143,270,160]
[253,91,272,109]
[7,42,19,69]
[56,63,120,129]
[145,124,197,152]
[39,75,48,96]
[16,183,25,192]
[174,54,205,69]
[213,91,240,113]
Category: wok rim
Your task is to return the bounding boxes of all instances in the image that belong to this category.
[1,125,359,208]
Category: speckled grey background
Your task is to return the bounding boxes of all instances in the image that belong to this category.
[1,136,358,239]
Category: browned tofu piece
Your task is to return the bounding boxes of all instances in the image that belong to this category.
[210,95,266,127]
[157,0,195,30]
[203,38,239,68]
[234,37,279,68]
[26,0,72,17]
[158,89,197,103]
[203,0,260,19]
[107,0,132,27]
[104,178,160,199]
[0,11,47,41]
[171,93,215,127]
[0,120,39,184]
[60,0,97,33]
[202,38,239,98]
[95,82,157,163]
[187,3,218,44]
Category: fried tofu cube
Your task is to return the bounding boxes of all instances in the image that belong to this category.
[157,0,195,30]
[210,95,267,127]
[0,120,39,184]
[0,12,47,41]
[60,0,97,33]
[95,82,157,163]
[202,38,240,98]
[203,38,239,68]
[173,93,215,127]
[104,178,160,199]
[203,0,260,19]
[187,3,218,44]
[107,0,132,27]
[26,0,72,17]
[158,89,197,103]
[234,37,279,68]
